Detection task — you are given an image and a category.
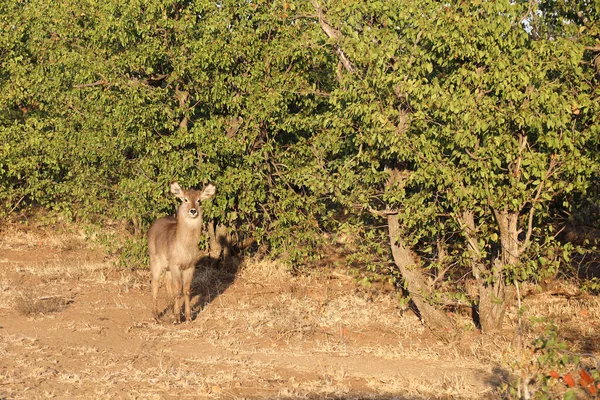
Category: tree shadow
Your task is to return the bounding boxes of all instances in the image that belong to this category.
[561,325,600,353]
[189,254,241,320]
[289,390,500,400]
[484,366,511,398]
[156,305,172,321]
[189,234,243,320]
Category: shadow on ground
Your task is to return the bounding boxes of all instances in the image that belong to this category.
[280,394,499,400]
[190,252,241,320]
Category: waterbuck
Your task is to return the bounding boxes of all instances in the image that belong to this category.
[148,182,216,323]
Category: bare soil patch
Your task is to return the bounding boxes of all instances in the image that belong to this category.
[0,223,597,399]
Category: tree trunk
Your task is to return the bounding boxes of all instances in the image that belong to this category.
[208,221,231,268]
[480,209,520,331]
[459,210,511,333]
[176,88,189,130]
[494,209,520,266]
[387,213,453,335]
[477,261,508,332]
[218,224,233,269]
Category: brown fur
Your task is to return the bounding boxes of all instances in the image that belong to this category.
[148,182,216,323]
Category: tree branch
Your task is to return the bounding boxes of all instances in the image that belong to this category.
[431,238,451,287]
[512,134,528,180]
[368,206,398,217]
[74,74,169,90]
[72,80,107,89]
[405,30,423,74]
[310,0,355,74]
[518,154,558,255]
[459,210,484,262]
[464,148,484,161]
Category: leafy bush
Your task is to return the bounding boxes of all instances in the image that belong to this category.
[1,0,598,332]
[504,322,600,399]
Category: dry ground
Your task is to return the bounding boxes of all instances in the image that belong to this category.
[1,222,598,399]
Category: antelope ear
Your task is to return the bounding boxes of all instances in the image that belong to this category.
[200,183,216,200]
[170,182,184,200]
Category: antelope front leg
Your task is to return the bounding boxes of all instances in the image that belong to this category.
[170,268,183,324]
[151,277,160,321]
[182,267,195,322]
[150,259,164,322]
[165,271,174,309]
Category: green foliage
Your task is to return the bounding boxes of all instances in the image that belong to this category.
[0,0,598,332]
[302,0,599,326]
[581,277,600,294]
[504,321,599,399]
[0,0,332,266]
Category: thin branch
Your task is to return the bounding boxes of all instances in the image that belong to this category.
[515,279,526,399]
[404,30,423,82]
[518,155,558,255]
[74,73,169,90]
[518,0,536,26]
[431,238,450,287]
[135,165,156,184]
[7,194,26,216]
[146,74,169,82]
[512,133,527,180]
[368,206,398,217]
[72,80,107,89]
[310,0,355,74]
[464,148,484,161]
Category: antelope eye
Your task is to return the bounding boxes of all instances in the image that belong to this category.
[184,198,189,203]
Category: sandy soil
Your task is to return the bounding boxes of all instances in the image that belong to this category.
[1,224,595,399]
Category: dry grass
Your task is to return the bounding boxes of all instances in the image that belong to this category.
[519,286,600,354]
[191,260,421,345]
[2,222,598,399]
[13,295,73,316]
[12,259,112,280]
[0,222,89,251]
[365,374,492,399]
[0,234,493,398]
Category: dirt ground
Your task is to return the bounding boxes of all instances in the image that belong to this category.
[0,224,598,399]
